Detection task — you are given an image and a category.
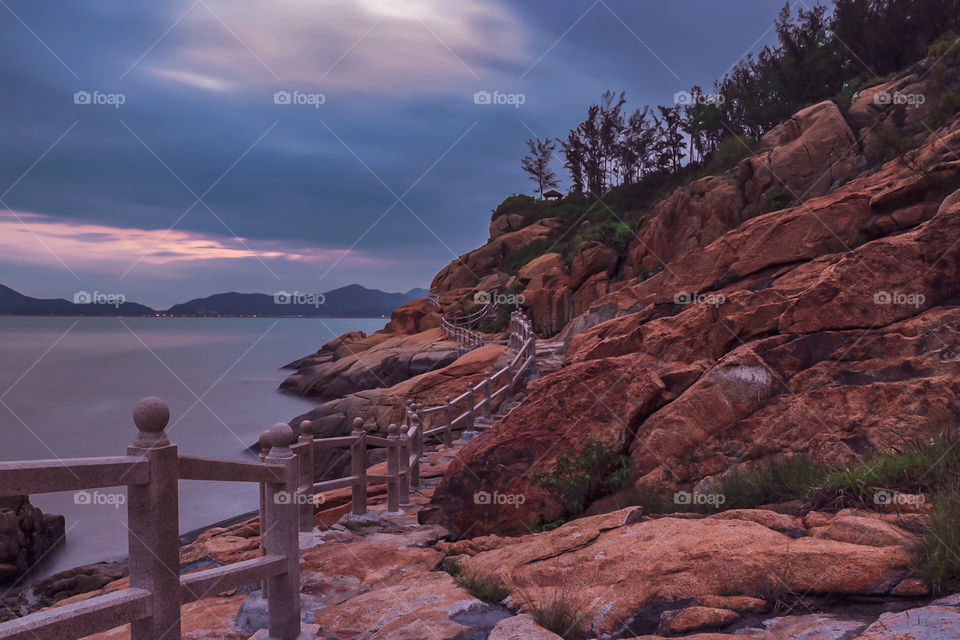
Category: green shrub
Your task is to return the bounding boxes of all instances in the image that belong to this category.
[503,239,555,275]
[915,481,960,592]
[762,187,793,212]
[698,135,759,177]
[716,455,825,509]
[531,440,632,516]
[578,220,634,251]
[923,92,960,131]
[493,193,539,218]
[809,432,960,510]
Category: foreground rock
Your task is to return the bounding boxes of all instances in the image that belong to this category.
[446,507,918,637]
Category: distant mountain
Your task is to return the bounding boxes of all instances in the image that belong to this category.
[0,284,427,318]
[163,285,428,318]
[0,285,155,316]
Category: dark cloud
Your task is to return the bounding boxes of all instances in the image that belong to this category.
[0,0,786,305]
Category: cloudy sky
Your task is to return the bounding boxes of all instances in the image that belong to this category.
[0,0,785,308]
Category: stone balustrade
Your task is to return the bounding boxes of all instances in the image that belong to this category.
[0,398,305,640]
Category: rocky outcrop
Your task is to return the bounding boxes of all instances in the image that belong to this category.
[431,219,565,293]
[281,328,459,399]
[0,496,64,584]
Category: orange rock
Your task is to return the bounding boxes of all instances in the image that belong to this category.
[657,606,739,635]
[692,594,768,613]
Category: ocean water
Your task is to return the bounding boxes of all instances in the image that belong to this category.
[0,316,386,581]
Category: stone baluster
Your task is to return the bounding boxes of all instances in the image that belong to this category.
[386,424,400,512]
[257,430,271,600]
[293,420,314,533]
[350,418,367,516]
[128,398,180,640]
[409,406,421,489]
[443,396,453,447]
[483,372,492,419]
[261,423,302,640]
[398,426,411,505]
[466,383,475,431]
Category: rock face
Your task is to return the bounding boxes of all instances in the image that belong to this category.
[427,70,960,532]
[0,496,65,584]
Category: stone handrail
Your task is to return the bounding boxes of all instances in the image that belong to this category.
[300,310,536,514]
[0,399,306,640]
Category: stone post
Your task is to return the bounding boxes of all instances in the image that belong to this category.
[261,423,302,640]
[386,424,400,512]
[409,405,422,489]
[350,418,367,516]
[398,428,411,505]
[466,383,475,431]
[257,430,271,600]
[294,420,314,533]
[483,373,492,419]
[443,396,453,447]
[127,397,181,640]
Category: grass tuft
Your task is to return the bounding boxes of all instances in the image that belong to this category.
[517,584,587,640]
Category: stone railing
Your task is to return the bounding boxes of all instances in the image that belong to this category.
[0,399,305,640]
[302,310,537,513]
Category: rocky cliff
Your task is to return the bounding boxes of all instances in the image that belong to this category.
[421,52,960,536]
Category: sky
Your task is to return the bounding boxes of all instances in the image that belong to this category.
[0,0,788,308]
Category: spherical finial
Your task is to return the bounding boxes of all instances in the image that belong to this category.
[352,417,364,432]
[133,397,169,433]
[298,420,313,436]
[268,423,296,449]
[258,430,272,451]
[132,397,170,447]
[387,423,398,437]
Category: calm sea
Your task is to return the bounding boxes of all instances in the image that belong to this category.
[0,316,386,580]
